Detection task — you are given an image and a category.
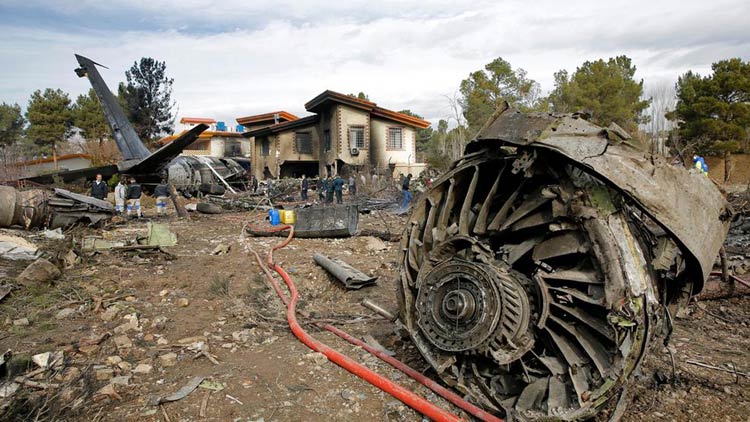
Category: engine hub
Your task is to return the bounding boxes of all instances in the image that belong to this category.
[416,259,531,355]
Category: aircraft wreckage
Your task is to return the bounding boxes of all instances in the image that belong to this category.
[0,186,112,229]
[397,105,731,421]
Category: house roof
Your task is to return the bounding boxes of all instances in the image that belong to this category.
[180,117,216,124]
[371,107,430,129]
[21,153,92,166]
[159,130,244,145]
[236,111,298,126]
[305,90,376,113]
[304,90,430,128]
[243,114,320,138]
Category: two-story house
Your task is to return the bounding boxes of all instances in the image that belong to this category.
[241,90,430,180]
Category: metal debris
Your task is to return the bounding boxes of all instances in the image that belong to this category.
[313,253,377,289]
[0,186,113,230]
[149,376,206,406]
[146,222,177,247]
[81,238,126,252]
[0,233,40,260]
[397,106,731,421]
[293,204,359,238]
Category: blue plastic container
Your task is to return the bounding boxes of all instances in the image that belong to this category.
[269,209,280,226]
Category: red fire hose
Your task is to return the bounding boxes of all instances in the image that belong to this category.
[247,221,503,422]
[248,222,463,422]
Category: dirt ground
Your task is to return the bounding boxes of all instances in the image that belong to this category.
[1,207,749,422]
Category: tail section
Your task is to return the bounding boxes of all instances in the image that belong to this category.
[74,54,208,176]
[74,54,151,165]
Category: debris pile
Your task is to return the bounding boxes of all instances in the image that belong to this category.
[0,186,113,230]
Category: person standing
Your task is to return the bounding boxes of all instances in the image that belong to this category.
[126,178,142,218]
[333,174,344,204]
[301,174,309,201]
[401,173,413,210]
[692,155,709,176]
[318,176,327,202]
[326,175,335,204]
[251,175,259,193]
[153,179,170,216]
[91,174,107,200]
[348,174,356,196]
[114,178,126,214]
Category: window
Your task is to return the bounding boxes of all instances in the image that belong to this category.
[349,126,365,149]
[388,127,403,149]
[324,129,331,152]
[225,141,241,157]
[296,132,313,154]
[260,138,270,156]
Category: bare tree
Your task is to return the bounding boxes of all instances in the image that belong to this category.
[444,91,468,161]
[642,81,676,155]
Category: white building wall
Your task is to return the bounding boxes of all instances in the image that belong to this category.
[370,118,417,171]
[336,105,370,166]
[210,138,226,157]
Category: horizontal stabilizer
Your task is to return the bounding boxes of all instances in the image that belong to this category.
[122,124,208,175]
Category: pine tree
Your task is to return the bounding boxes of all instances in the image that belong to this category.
[25,88,73,165]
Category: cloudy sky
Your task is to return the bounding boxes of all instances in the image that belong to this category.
[1,0,748,128]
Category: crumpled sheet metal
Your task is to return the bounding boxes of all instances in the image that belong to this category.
[313,252,378,289]
[293,204,359,238]
[474,107,730,289]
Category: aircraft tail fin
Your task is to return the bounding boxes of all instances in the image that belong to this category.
[74,54,151,162]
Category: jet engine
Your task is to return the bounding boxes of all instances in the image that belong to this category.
[397,106,731,420]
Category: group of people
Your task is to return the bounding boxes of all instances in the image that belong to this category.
[90,174,171,219]
[298,171,413,209]
[309,174,346,204]
[299,174,358,205]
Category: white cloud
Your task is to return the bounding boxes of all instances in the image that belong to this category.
[1,0,749,128]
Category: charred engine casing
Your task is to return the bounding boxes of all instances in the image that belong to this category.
[397,107,731,421]
[0,186,113,229]
[166,155,246,196]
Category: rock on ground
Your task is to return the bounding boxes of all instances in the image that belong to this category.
[17,258,61,285]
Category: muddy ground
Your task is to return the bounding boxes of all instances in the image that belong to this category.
[0,208,748,422]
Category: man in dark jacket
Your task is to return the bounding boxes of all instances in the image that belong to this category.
[401,173,413,210]
[91,174,107,200]
[301,174,308,201]
[326,175,335,204]
[332,174,344,204]
[154,179,170,216]
[126,178,142,218]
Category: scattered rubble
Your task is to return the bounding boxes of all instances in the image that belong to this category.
[0,181,745,421]
[54,308,76,320]
[0,233,40,260]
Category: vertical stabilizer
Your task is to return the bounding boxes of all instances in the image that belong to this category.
[74,54,151,163]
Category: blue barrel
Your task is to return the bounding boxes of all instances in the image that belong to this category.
[269,209,280,226]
